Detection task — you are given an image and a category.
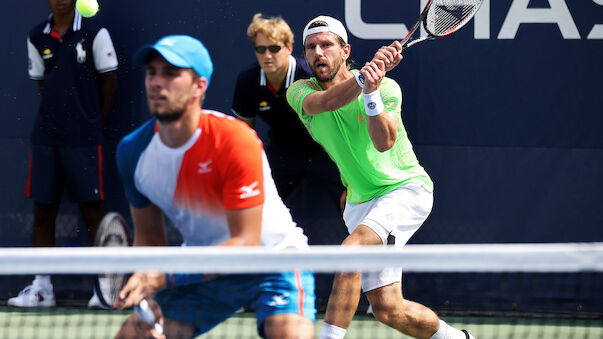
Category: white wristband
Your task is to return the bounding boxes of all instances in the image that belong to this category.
[354,72,365,89]
[363,89,384,116]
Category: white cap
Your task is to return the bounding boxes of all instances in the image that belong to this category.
[302,15,348,45]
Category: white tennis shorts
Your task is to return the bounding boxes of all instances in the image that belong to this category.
[342,184,433,292]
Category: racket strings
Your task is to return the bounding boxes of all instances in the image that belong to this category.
[95,214,130,307]
[427,0,482,36]
[106,273,125,304]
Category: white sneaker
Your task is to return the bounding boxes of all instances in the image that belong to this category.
[8,281,55,307]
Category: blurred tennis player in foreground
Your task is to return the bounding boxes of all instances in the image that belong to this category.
[287,16,475,339]
[114,35,315,339]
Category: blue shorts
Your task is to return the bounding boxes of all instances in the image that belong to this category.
[154,270,315,337]
[25,145,104,204]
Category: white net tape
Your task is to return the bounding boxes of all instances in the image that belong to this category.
[0,243,602,274]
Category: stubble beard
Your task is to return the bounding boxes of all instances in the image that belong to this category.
[151,110,185,123]
[313,60,343,83]
[147,92,189,123]
[149,101,186,123]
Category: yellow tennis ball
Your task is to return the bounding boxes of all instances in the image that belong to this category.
[76,0,99,18]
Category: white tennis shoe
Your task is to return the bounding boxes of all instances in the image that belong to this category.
[8,277,55,307]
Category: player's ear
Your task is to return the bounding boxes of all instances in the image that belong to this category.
[193,75,207,99]
[342,44,351,62]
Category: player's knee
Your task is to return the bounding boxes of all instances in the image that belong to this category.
[263,315,314,339]
[266,328,314,339]
[114,315,139,339]
[342,225,382,246]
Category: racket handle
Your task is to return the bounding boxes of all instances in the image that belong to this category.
[135,299,164,334]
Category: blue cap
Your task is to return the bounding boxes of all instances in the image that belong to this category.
[135,35,213,86]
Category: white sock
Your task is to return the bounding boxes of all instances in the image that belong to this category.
[319,323,347,339]
[430,320,469,339]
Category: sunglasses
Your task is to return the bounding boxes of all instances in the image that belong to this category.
[254,45,282,54]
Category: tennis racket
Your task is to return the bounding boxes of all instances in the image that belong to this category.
[95,213,163,333]
[401,0,484,50]
[93,212,130,309]
[358,0,483,83]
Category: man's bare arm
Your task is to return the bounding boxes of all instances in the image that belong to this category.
[301,77,363,116]
[221,205,263,246]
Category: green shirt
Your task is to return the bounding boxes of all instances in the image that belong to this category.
[286,72,433,204]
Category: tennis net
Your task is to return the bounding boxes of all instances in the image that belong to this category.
[1,243,602,338]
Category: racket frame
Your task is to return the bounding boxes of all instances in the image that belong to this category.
[401,0,435,49]
[93,212,130,309]
[403,0,484,49]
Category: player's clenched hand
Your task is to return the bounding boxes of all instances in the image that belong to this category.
[133,299,165,339]
[118,272,167,309]
[372,41,403,72]
[360,61,386,94]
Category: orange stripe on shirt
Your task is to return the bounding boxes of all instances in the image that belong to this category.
[294,269,305,317]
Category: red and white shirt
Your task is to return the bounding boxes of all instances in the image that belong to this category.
[117,110,308,248]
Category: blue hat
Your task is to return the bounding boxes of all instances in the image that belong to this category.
[135,35,213,86]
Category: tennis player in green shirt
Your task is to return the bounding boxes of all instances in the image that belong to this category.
[287,15,475,339]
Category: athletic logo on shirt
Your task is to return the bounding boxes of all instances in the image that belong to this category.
[239,181,260,199]
[75,40,86,64]
[259,101,270,111]
[197,160,213,174]
[268,293,290,306]
[42,48,53,60]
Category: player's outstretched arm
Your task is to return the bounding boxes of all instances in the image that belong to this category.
[361,61,398,152]
[301,77,363,116]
